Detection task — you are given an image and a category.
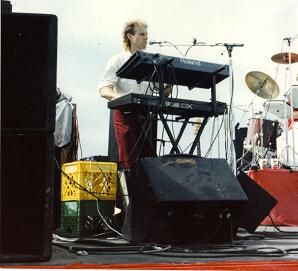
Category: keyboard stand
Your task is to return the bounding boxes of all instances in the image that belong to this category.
[189,65,226,117]
[155,57,181,153]
[153,58,223,154]
[113,51,229,156]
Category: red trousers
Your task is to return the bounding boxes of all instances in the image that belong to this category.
[113,109,156,169]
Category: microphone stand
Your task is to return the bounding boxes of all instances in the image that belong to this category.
[203,42,243,174]
[223,43,243,175]
[192,42,243,174]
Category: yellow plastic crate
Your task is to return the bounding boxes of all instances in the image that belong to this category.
[61,161,117,201]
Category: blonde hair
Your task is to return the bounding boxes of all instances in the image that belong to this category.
[122,19,147,51]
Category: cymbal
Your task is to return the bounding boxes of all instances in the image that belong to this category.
[271,52,298,64]
[245,71,279,99]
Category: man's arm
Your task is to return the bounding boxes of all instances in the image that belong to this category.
[164,84,173,97]
[100,86,121,101]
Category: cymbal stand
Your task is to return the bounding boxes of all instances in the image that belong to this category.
[284,37,296,164]
[249,90,261,165]
[260,116,264,154]
[251,134,257,168]
[282,88,290,163]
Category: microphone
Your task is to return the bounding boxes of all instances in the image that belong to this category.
[223,43,244,47]
[283,35,298,41]
[149,40,166,45]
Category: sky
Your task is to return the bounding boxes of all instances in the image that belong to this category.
[12,0,298,159]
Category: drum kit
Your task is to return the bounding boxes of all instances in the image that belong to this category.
[241,52,298,170]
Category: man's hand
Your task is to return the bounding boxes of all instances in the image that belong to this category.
[99,86,121,101]
[164,84,173,97]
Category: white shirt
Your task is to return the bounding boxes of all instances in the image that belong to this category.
[98,51,153,97]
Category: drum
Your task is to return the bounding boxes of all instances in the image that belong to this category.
[246,117,280,150]
[287,85,298,109]
[264,100,291,119]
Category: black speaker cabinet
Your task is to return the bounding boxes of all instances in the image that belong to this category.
[0,133,54,262]
[1,13,57,133]
[123,156,248,244]
[237,171,277,233]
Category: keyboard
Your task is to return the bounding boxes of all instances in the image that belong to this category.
[108,93,227,117]
[116,51,230,89]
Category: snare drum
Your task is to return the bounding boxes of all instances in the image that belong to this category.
[246,117,279,150]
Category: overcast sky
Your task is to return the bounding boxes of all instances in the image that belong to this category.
[12,0,298,158]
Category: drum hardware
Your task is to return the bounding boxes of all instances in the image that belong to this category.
[263,100,291,119]
[239,143,279,171]
[277,143,298,166]
[246,117,280,149]
[241,104,281,169]
[271,37,298,164]
[242,71,279,167]
[286,85,298,109]
[283,86,298,154]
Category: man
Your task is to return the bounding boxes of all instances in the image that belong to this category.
[98,19,171,170]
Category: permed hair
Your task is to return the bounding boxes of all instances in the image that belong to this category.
[122,19,147,51]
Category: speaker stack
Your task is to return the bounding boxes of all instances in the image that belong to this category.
[122,156,277,244]
[1,10,57,262]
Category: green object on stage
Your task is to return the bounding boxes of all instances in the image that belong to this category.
[58,200,115,237]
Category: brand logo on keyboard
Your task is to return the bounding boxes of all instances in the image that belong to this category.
[180,58,201,66]
[164,101,193,109]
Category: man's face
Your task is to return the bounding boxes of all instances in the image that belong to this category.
[128,25,148,51]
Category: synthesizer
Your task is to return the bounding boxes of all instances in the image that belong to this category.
[108,93,227,118]
[116,51,229,89]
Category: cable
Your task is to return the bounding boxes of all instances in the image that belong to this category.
[119,55,180,168]
[227,64,235,166]
[56,227,292,259]
[204,110,227,158]
[223,112,229,160]
[135,245,287,258]
[140,244,172,254]
[164,41,185,56]
[95,199,122,236]
[69,245,142,255]
[268,215,298,234]
[65,243,287,258]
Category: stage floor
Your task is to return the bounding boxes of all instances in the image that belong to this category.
[2,226,298,270]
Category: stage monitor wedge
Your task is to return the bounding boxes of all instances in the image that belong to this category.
[237,171,277,233]
[123,156,248,244]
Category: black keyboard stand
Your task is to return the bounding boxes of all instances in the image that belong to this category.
[189,65,226,117]
[169,116,209,155]
[155,57,181,153]
[114,51,229,155]
[153,58,225,155]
